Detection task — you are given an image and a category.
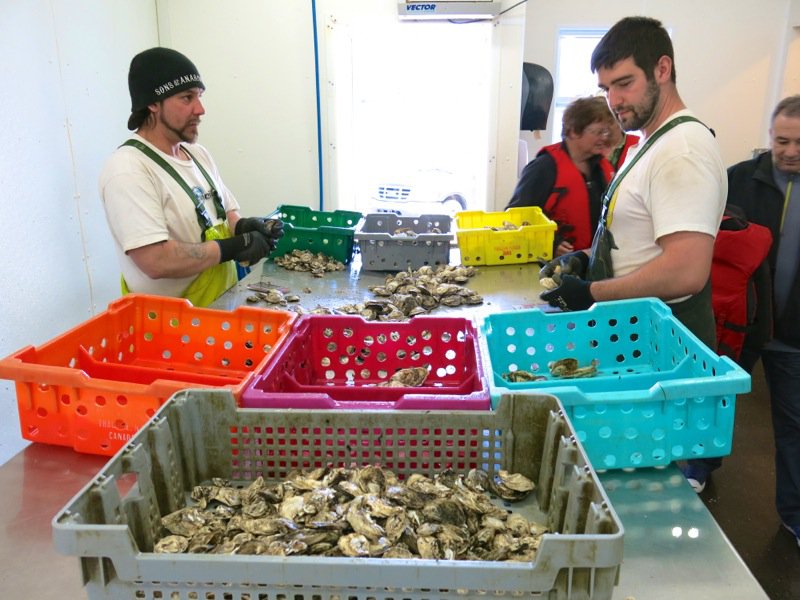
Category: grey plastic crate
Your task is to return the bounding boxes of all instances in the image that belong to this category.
[355,213,453,270]
[53,390,624,600]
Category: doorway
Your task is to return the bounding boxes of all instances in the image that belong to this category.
[318,1,494,216]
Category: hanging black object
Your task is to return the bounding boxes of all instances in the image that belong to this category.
[520,63,554,131]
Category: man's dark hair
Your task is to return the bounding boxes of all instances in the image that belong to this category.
[127,107,152,131]
[590,16,676,83]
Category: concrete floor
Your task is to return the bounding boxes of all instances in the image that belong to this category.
[698,361,800,600]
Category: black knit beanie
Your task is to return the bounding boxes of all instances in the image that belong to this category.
[127,47,205,130]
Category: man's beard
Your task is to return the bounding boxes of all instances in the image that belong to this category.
[617,78,659,132]
[159,112,199,143]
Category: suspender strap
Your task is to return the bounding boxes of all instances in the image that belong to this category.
[599,115,703,228]
[121,139,227,233]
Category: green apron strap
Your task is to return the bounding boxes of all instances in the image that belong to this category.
[121,139,220,233]
[588,115,706,281]
[120,139,238,306]
[598,115,703,228]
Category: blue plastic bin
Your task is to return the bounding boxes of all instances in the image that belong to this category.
[479,298,751,470]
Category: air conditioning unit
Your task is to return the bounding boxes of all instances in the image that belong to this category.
[398,1,502,21]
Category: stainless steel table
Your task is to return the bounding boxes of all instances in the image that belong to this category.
[0,253,769,599]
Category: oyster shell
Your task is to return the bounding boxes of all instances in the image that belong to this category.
[490,470,535,501]
[548,358,599,378]
[502,370,546,383]
[338,533,370,557]
[154,534,189,553]
[378,366,429,387]
[154,466,548,561]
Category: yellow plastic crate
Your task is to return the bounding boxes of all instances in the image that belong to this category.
[455,206,556,265]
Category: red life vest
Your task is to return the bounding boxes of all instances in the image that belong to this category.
[540,143,613,250]
[711,211,773,361]
[613,134,640,172]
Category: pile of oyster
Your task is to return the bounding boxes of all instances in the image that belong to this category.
[502,357,600,383]
[335,264,483,321]
[275,250,347,278]
[245,288,300,305]
[154,466,545,561]
[483,220,530,231]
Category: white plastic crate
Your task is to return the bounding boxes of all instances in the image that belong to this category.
[53,390,624,600]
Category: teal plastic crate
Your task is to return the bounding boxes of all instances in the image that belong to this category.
[479,298,751,470]
[270,204,363,264]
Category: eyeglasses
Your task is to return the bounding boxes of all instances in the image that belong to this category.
[585,126,611,138]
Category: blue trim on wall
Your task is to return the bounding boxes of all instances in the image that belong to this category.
[312,0,324,210]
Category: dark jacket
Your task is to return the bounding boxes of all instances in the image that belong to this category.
[727,151,800,348]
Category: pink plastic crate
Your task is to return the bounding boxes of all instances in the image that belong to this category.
[241,314,490,410]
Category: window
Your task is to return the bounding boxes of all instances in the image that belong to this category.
[551,29,607,143]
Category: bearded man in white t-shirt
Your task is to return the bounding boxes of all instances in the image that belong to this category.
[99,47,284,307]
[538,17,727,493]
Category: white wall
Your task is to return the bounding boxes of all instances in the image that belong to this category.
[521,0,799,165]
[0,1,157,462]
[158,0,320,217]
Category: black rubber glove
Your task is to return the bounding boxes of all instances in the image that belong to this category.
[215,231,271,266]
[538,250,590,283]
[539,274,595,311]
[235,217,285,250]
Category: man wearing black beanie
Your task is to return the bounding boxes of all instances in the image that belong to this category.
[98,47,283,307]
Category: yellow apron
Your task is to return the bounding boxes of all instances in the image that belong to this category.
[120,223,237,307]
[119,140,238,307]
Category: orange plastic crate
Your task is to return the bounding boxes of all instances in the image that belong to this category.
[0,294,296,456]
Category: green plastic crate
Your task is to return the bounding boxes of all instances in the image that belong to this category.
[269,204,363,264]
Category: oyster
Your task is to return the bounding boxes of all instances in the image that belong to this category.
[421,498,467,526]
[382,544,415,559]
[161,507,211,537]
[154,466,549,562]
[548,358,599,378]
[394,227,418,237]
[417,535,443,559]
[346,503,386,540]
[356,263,482,321]
[378,366,429,387]
[259,289,288,305]
[539,277,559,290]
[502,370,546,383]
[338,533,370,557]
[275,249,346,276]
[490,470,535,501]
[154,534,189,553]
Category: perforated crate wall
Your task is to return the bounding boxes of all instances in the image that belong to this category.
[454,206,556,265]
[53,390,624,600]
[0,294,295,455]
[355,213,453,270]
[269,204,362,264]
[242,314,490,410]
[480,298,751,469]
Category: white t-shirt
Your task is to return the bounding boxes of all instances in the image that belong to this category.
[608,110,727,296]
[98,134,240,297]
